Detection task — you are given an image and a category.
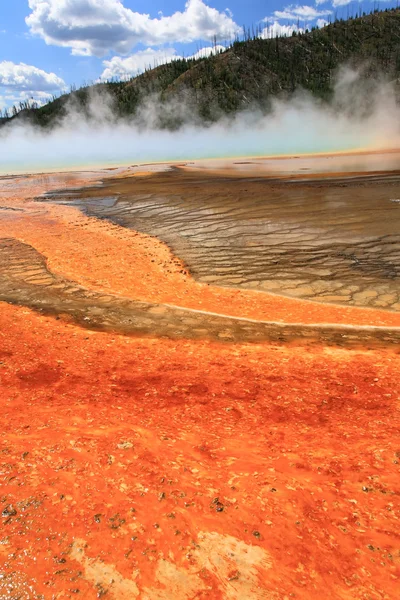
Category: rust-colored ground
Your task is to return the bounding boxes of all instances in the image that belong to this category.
[1,170,399,599]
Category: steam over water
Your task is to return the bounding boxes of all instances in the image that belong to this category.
[1,68,400,174]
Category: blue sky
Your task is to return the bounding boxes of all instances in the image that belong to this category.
[0,0,397,112]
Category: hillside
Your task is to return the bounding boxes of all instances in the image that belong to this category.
[4,8,400,128]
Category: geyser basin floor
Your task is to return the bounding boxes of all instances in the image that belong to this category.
[2,172,400,329]
[1,303,399,599]
[43,167,400,312]
[0,164,399,599]
[1,237,399,348]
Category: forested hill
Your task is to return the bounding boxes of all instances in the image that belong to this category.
[4,8,400,128]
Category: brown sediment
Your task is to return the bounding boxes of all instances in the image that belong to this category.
[0,162,400,599]
[38,166,400,315]
[1,237,399,348]
[2,178,400,328]
[179,148,400,178]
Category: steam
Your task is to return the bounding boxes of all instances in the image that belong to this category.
[0,66,399,175]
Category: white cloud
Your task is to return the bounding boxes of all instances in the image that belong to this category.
[100,44,226,81]
[26,0,241,57]
[190,44,225,59]
[261,21,304,38]
[0,61,65,92]
[101,48,181,81]
[0,90,55,113]
[272,4,332,21]
[331,0,352,6]
[260,13,330,39]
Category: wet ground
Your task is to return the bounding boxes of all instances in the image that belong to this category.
[0,162,400,599]
[1,237,399,349]
[42,169,400,311]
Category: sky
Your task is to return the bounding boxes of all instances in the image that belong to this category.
[0,0,398,113]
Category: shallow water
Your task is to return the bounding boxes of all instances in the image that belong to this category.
[43,170,400,311]
[1,237,399,348]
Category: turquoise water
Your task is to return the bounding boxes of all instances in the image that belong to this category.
[0,104,385,175]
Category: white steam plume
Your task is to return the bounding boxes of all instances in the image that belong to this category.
[0,66,399,175]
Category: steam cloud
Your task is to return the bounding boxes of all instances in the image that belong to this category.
[0,66,399,175]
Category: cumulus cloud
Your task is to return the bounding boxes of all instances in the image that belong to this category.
[190,44,225,59]
[100,44,225,81]
[260,8,332,39]
[261,21,304,38]
[331,0,353,6]
[0,61,65,92]
[273,4,332,20]
[101,48,180,81]
[0,90,56,114]
[26,0,241,57]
